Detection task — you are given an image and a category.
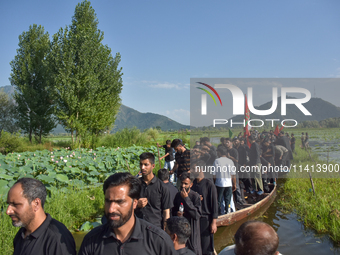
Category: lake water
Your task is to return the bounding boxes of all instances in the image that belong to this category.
[215,179,340,255]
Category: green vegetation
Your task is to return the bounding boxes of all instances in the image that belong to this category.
[0,185,104,255]
[279,138,340,244]
[10,24,56,143]
[49,0,123,145]
[8,1,123,145]
[0,144,168,255]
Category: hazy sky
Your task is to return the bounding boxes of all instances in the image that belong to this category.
[1,0,340,125]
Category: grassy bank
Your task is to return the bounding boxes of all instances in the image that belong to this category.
[0,185,104,255]
[279,140,340,244]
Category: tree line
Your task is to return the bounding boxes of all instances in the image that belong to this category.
[6,0,123,145]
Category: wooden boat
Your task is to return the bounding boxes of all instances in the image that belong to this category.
[216,185,277,227]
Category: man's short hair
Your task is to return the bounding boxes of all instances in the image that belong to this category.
[15,178,47,209]
[157,168,169,181]
[217,146,228,156]
[234,221,279,255]
[139,152,155,164]
[179,172,194,183]
[248,135,256,141]
[166,216,191,245]
[166,140,171,145]
[200,137,210,143]
[171,139,183,149]
[103,172,141,200]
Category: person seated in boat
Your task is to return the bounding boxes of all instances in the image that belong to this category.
[219,221,281,255]
[166,216,196,255]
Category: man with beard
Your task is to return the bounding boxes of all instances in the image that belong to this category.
[135,152,172,229]
[173,172,202,255]
[79,172,177,255]
[6,178,76,255]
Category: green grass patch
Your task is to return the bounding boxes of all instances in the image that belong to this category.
[0,185,104,255]
[279,140,340,244]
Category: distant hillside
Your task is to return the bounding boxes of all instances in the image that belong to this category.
[0,85,14,95]
[0,85,190,133]
[113,105,190,131]
[230,96,340,122]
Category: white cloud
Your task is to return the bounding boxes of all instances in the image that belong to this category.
[148,82,189,90]
[164,109,190,125]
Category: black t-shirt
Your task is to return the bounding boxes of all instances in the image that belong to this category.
[236,145,247,167]
[78,216,177,255]
[163,145,174,162]
[177,247,196,255]
[227,147,239,168]
[13,213,76,255]
[164,181,178,205]
[191,178,218,219]
[175,149,190,177]
[135,176,173,228]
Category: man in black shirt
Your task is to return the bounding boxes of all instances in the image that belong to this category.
[136,152,172,229]
[158,168,178,215]
[276,131,293,167]
[173,172,202,255]
[192,161,218,255]
[291,133,296,153]
[200,137,217,167]
[166,217,196,255]
[79,172,177,255]
[171,139,190,189]
[157,140,176,183]
[6,178,76,255]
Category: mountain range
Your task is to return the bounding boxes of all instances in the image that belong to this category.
[0,85,190,133]
[229,96,340,123]
[2,84,340,132]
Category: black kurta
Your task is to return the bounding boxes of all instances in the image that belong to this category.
[173,190,202,255]
[192,178,218,255]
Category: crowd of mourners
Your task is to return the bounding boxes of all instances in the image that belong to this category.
[5,130,305,255]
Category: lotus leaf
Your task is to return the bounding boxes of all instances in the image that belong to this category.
[37,175,55,184]
[55,174,69,183]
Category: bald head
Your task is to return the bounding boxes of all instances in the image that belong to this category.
[234,221,279,255]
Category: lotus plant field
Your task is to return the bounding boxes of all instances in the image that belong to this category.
[0,145,161,200]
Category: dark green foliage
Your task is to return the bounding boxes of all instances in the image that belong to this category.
[0,90,18,135]
[0,131,21,154]
[9,24,56,143]
[49,0,123,145]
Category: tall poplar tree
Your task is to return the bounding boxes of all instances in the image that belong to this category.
[50,0,123,144]
[10,24,56,143]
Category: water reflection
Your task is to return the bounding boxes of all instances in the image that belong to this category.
[215,179,340,255]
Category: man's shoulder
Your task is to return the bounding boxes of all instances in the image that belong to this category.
[82,223,108,242]
[216,157,234,165]
[139,218,173,241]
[45,217,73,239]
[165,182,178,192]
